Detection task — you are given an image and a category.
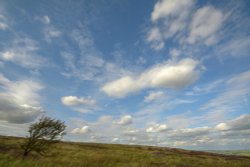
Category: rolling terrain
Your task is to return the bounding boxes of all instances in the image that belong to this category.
[0,135,249,167]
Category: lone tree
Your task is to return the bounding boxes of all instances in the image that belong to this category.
[21,117,66,158]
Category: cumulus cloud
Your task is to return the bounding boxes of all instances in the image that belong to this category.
[61,96,96,106]
[116,115,133,125]
[0,37,47,69]
[0,74,44,123]
[66,114,250,149]
[147,0,226,50]
[215,123,230,131]
[71,126,90,134]
[187,5,224,45]
[102,58,200,98]
[144,91,164,103]
[146,123,168,133]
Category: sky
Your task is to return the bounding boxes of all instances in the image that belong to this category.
[0,0,250,150]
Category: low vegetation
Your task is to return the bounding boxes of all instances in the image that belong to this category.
[0,135,250,167]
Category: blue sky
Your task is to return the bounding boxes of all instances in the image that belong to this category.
[0,0,250,150]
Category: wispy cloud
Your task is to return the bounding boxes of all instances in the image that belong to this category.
[0,14,8,30]
[144,91,165,103]
[0,37,48,70]
[61,25,129,83]
[36,15,61,42]
[200,70,250,122]
[218,37,250,58]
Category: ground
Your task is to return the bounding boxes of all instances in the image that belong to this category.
[0,136,250,167]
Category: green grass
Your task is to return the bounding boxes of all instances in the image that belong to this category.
[206,150,250,157]
[0,136,250,167]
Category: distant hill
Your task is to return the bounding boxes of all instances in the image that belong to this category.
[0,135,250,167]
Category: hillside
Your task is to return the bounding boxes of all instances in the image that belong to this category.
[0,136,249,167]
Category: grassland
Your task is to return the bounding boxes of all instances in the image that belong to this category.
[206,150,250,157]
[0,135,250,167]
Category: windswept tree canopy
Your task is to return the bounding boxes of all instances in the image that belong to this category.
[22,117,66,158]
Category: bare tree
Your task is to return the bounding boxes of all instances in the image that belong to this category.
[21,117,66,158]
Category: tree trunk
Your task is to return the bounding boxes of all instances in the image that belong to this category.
[22,148,29,159]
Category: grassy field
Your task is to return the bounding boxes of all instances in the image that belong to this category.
[206,150,250,157]
[0,136,250,167]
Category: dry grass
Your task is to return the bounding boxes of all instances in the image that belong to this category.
[0,135,250,167]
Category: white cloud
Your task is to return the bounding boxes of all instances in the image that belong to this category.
[169,48,181,58]
[136,56,146,65]
[0,37,47,69]
[116,115,133,125]
[146,27,164,50]
[61,26,129,82]
[186,79,224,96]
[71,126,90,134]
[229,115,250,131]
[112,137,119,142]
[0,13,8,30]
[44,26,61,38]
[0,74,44,123]
[36,15,61,41]
[102,58,200,98]
[144,91,164,103]
[187,5,224,45]
[147,0,195,50]
[0,22,8,30]
[213,115,250,146]
[0,121,29,137]
[215,123,230,131]
[41,15,50,24]
[201,70,250,122]
[61,96,96,106]
[218,37,250,58]
[101,76,136,98]
[66,114,250,149]
[123,128,139,136]
[146,123,168,132]
[170,126,210,138]
[165,113,194,129]
[35,15,50,24]
[151,0,194,22]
